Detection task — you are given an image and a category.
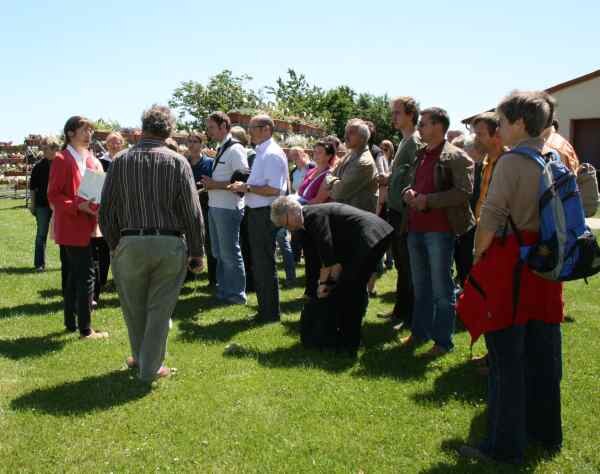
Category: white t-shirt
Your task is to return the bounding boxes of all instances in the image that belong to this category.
[208,134,249,210]
[67,145,87,177]
[246,138,289,208]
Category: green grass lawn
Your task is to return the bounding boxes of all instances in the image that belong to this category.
[1,198,599,473]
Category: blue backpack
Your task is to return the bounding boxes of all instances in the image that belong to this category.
[508,146,600,282]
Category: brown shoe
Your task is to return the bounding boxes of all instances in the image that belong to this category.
[423,344,449,358]
[80,330,109,340]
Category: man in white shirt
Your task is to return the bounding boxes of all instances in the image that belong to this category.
[202,112,250,304]
[229,114,288,322]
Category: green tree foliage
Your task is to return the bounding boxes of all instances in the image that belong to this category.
[93,118,121,131]
[265,69,324,120]
[169,68,400,143]
[169,70,263,130]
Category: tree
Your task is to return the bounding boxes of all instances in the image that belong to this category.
[169,70,263,130]
[93,118,121,131]
[354,93,398,144]
[319,86,358,139]
[266,69,324,120]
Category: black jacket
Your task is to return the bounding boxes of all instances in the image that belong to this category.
[300,203,393,267]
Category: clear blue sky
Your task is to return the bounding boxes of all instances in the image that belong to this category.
[1,0,598,142]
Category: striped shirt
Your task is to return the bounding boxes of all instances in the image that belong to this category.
[99,138,205,255]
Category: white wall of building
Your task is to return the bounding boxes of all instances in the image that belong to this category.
[553,76,600,141]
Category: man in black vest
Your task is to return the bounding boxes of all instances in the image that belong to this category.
[271,197,393,356]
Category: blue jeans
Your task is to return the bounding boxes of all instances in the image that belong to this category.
[208,207,247,303]
[276,227,296,282]
[34,206,52,268]
[407,231,455,350]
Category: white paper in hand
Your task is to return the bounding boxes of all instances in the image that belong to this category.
[78,170,106,203]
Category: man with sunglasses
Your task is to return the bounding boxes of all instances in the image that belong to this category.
[229,114,288,323]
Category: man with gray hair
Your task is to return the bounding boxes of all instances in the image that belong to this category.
[100,104,205,381]
[271,196,393,356]
[326,119,378,212]
[229,114,288,323]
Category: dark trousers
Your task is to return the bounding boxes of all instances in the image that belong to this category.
[482,321,563,462]
[91,237,110,302]
[200,199,217,286]
[454,227,475,285]
[247,207,279,321]
[240,206,254,292]
[62,244,95,336]
[388,209,413,322]
[336,236,392,354]
[291,230,303,263]
[33,206,52,268]
[302,233,320,299]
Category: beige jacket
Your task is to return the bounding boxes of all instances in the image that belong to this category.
[327,147,378,213]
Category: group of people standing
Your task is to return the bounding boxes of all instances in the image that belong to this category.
[27,87,591,465]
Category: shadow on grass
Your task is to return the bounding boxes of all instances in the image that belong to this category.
[423,409,557,473]
[0,266,59,275]
[178,317,256,343]
[225,342,356,373]
[0,300,64,318]
[354,344,430,381]
[171,294,239,321]
[10,370,151,416]
[0,204,26,211]
[280,298,305,315]
[411,360,486,405]
[0,331,67,360]
[38,288,63,298]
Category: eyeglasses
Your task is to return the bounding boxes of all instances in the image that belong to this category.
[248,124,266,130]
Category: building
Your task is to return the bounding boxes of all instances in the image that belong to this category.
[463,68,600,169]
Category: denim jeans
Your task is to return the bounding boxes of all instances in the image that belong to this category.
[276,227,296,282]
[481,321,562,462]
[33,206,52,268]
[208,207,247,304]
[407,231,455,350]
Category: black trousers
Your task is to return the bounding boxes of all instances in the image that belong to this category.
[91,237,110,302]
[200,196,217,285]
[62,244,95,336]
[335,236,392,354]
[291,230,303,263]
[247,207,279,321]
[240,206,254,292]
[388,209,414,323]
[482,320,563,462]
[454,227,475,285]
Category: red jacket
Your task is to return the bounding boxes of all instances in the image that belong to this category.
[48,148,101,247]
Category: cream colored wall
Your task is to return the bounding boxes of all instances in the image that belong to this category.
[553,76,600,141]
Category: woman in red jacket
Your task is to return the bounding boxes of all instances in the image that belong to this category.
[48,116,108,339]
